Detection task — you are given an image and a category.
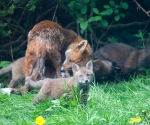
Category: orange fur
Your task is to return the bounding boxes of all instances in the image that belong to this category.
[25,20,92,80]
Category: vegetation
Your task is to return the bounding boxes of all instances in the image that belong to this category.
[0,0,150,61]
[0,75,150,125]
[0,1,150,124]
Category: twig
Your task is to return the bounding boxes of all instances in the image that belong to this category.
[52,4,58,22]
[99,20,114,41]
[64,21,75,29]
[133,0,150,18]
[10,7,26,61]
[1,35,24,48]
[77,23,80,35]
[90,33,94,51]
[36,7,55,22]
[0,40,27,54]
[95,20,150,30]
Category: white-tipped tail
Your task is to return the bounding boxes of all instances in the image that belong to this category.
[0,88,12,95]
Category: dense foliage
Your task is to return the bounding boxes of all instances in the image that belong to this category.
[0,0,150,61]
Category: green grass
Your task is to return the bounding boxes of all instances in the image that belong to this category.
[0,76,150,125]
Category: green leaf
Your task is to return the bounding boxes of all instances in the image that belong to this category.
[80,21,88,30]
[90,1,96,7]
[94,16,102,21]
[103,5,110,9]
[81,6,87,14]
[67,1,75,7]
[115,4,119,8]
[74,3,82,9]
[93,8,100,14]
[121,2,128,10]
[114,9,119,14]
[80,29,85,34]
[88,17,96,22]
[84,0,90,4]
[133,34,141,38]
[109,0,115,7]
[76,18,84,23]
[107,9,113,15]
[115,15,120,21]
[120,13,125,17]
[101,20,108,26]
[76,13,82,18]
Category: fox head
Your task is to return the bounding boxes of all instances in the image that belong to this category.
[71,60,94,86]
[62,40,92,73]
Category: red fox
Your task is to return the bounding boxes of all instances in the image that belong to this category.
[92,43,150,77]
[26,60,94,105]
[0,57,55,88]
[61,45,116,79]
[25,20,92,81]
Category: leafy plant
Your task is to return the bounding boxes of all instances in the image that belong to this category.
[133,29,147,49]
[62,0,128,34]
[107,36,118,43]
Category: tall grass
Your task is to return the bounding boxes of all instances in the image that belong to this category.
[0,75,150,125]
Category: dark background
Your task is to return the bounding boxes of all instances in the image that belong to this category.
[0,0,150,61]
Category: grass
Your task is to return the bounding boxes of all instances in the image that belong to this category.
[0,75,150,125]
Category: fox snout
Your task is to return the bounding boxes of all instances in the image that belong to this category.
[80,78,92,84]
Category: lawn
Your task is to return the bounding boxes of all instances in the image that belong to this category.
[0,75,150,125]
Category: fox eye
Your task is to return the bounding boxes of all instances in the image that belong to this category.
[87,74,91,77]
[79,75,82,78]
[69,59,72,62]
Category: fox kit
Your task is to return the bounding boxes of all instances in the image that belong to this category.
[92,43,150,77]
[27,60,94,105]
[0,57,55,88]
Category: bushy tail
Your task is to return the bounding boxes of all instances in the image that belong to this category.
[0,63,12,76]
[26,77,45,88]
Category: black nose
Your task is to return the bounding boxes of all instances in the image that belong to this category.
[85,80,88,83]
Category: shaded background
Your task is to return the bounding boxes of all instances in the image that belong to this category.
[0,0,150,61]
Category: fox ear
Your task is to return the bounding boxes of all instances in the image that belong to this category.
[72,63,80,73]
[76,40,88,53]
[86,60,93,71]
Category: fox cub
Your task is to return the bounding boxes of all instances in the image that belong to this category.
[27,60,94,105]
[92,43,150,77]
[0,57,55,88]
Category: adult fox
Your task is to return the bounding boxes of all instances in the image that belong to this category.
[0,57,55,88]
[25,20,92,81]
[91,43,150,77]
[26,60,94,105]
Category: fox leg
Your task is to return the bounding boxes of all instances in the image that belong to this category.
[51,57,61,78]
[8,77,24,88]
[31,57,45,80]
[47,49,61,78]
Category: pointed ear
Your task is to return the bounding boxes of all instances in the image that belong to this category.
[72,63,80,73]
[86,60,93,71]
[76,40,88,53]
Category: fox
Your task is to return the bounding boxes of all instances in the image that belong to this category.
[25,20,92,79]
[24,60,94,105]
[61,44,117,79]
[0,57,56,88]
[91,43,150,77]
